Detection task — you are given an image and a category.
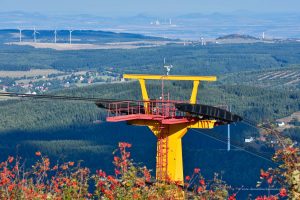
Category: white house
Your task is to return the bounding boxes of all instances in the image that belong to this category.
[277,121,285,127]
[245,137,254,143]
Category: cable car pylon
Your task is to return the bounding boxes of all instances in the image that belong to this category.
[96,74,242,186]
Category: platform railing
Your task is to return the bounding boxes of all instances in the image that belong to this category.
[106,100,187,119]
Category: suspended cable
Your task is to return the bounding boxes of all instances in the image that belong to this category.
[190,129,275,163]
[0,92,175,104]
[194,125,273,157]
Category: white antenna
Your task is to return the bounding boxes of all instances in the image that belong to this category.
[69,30,73,44]
[18,27,22,43]
[163,58,173,76]
[54,29,57,43]
[33,27,39,43]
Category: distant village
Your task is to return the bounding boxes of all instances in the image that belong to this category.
[0,70,122,94]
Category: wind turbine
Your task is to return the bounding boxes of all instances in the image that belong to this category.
[18,27,22,43]
[163,58,173,76]
[33,27,39,43]
[54,29,57,43]
[69,30,73,44]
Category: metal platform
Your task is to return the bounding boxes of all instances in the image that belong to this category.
[96,100,242,124]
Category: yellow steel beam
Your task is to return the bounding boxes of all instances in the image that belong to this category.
[165,124,188,185]
[188,120,216,129]
[137,79,150,111]
[190,80,200,104]
[124,74,217,82]
[138,79,149,101]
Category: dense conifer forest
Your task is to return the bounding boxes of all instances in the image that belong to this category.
[0,41,300,190]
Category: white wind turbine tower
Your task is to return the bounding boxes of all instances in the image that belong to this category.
[18,27,22,43]
[33,27,39,43]
[69,30,74,44]
[54,29,57,43]
[262,32,265,40]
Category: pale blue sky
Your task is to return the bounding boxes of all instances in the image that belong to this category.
[1,0,299,16]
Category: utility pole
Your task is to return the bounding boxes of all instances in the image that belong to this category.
[227,105,231,151]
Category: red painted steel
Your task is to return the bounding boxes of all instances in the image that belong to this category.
[106,100,190,124]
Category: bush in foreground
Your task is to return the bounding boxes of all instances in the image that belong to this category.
[0,126,299,199]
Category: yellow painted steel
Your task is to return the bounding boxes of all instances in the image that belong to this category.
[138,79,149,101]
[190,80,200,104]
[188,120,216,129]
[124,74,218,186]
[124,74,217,81]
[128,119,216,185]
[138,79,150,110]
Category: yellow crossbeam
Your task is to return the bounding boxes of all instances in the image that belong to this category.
[123,74,217,81]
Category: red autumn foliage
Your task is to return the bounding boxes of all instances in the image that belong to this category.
[228,193,236,200]
[200,179,205,186]
[185,175,191,181]
[194,168,200,174]
[279,188,287,197]
[0,130,298,200]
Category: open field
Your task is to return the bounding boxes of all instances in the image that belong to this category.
[276,111,300,131]
[222,66,300,89]
[0,69,63,78]
[7,41,171,50]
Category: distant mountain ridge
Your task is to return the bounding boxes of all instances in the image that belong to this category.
[217,34,259,40]
[1,11,300,39]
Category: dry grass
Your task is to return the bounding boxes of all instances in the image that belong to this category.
[276,111,300,131]
[7,41,170,50]
[0,69,63,78]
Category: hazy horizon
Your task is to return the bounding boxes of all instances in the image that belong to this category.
[1,0,300,17]
[1,1,300,40]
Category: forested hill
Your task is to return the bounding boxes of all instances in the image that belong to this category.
[0,41,300,192]
[1,42,300,73]
[1,79,299,189]
[1,80,299,132]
